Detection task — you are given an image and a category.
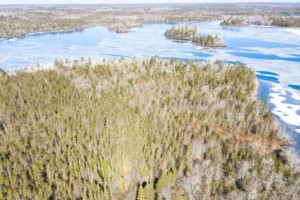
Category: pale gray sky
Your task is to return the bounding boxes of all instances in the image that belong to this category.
[0,0,300,4]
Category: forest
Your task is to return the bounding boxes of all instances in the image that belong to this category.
[1,4,300,38]
[0,57,299,199]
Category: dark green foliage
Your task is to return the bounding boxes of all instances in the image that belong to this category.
[0,68,6,75]
[271,17,300,27]
[164,25,197,40]
[192,34,225,47]
[221,18,244,26]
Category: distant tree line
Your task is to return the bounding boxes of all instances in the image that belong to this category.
[271,17,300,27]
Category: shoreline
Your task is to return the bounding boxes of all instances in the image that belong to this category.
[1,21,300,41]
[0,28,86,41]
[286,27,300,36]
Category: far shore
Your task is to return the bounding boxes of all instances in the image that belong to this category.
[0,28,85,41]
[1,21,300,41]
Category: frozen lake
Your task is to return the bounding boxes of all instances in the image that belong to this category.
[0,21,300,152]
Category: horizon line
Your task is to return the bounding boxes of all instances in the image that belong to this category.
[1,2,300,5]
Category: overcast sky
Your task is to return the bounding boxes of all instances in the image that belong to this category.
[0,0,300,4]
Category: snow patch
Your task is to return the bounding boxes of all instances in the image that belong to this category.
[269,84,300,127]
[286,28,300,36]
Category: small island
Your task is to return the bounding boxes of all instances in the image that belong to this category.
[221,17,244,26]
[165,25,225,48]
[165,26,226,48]
[192,34,226,47]
[164,25,197,40]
